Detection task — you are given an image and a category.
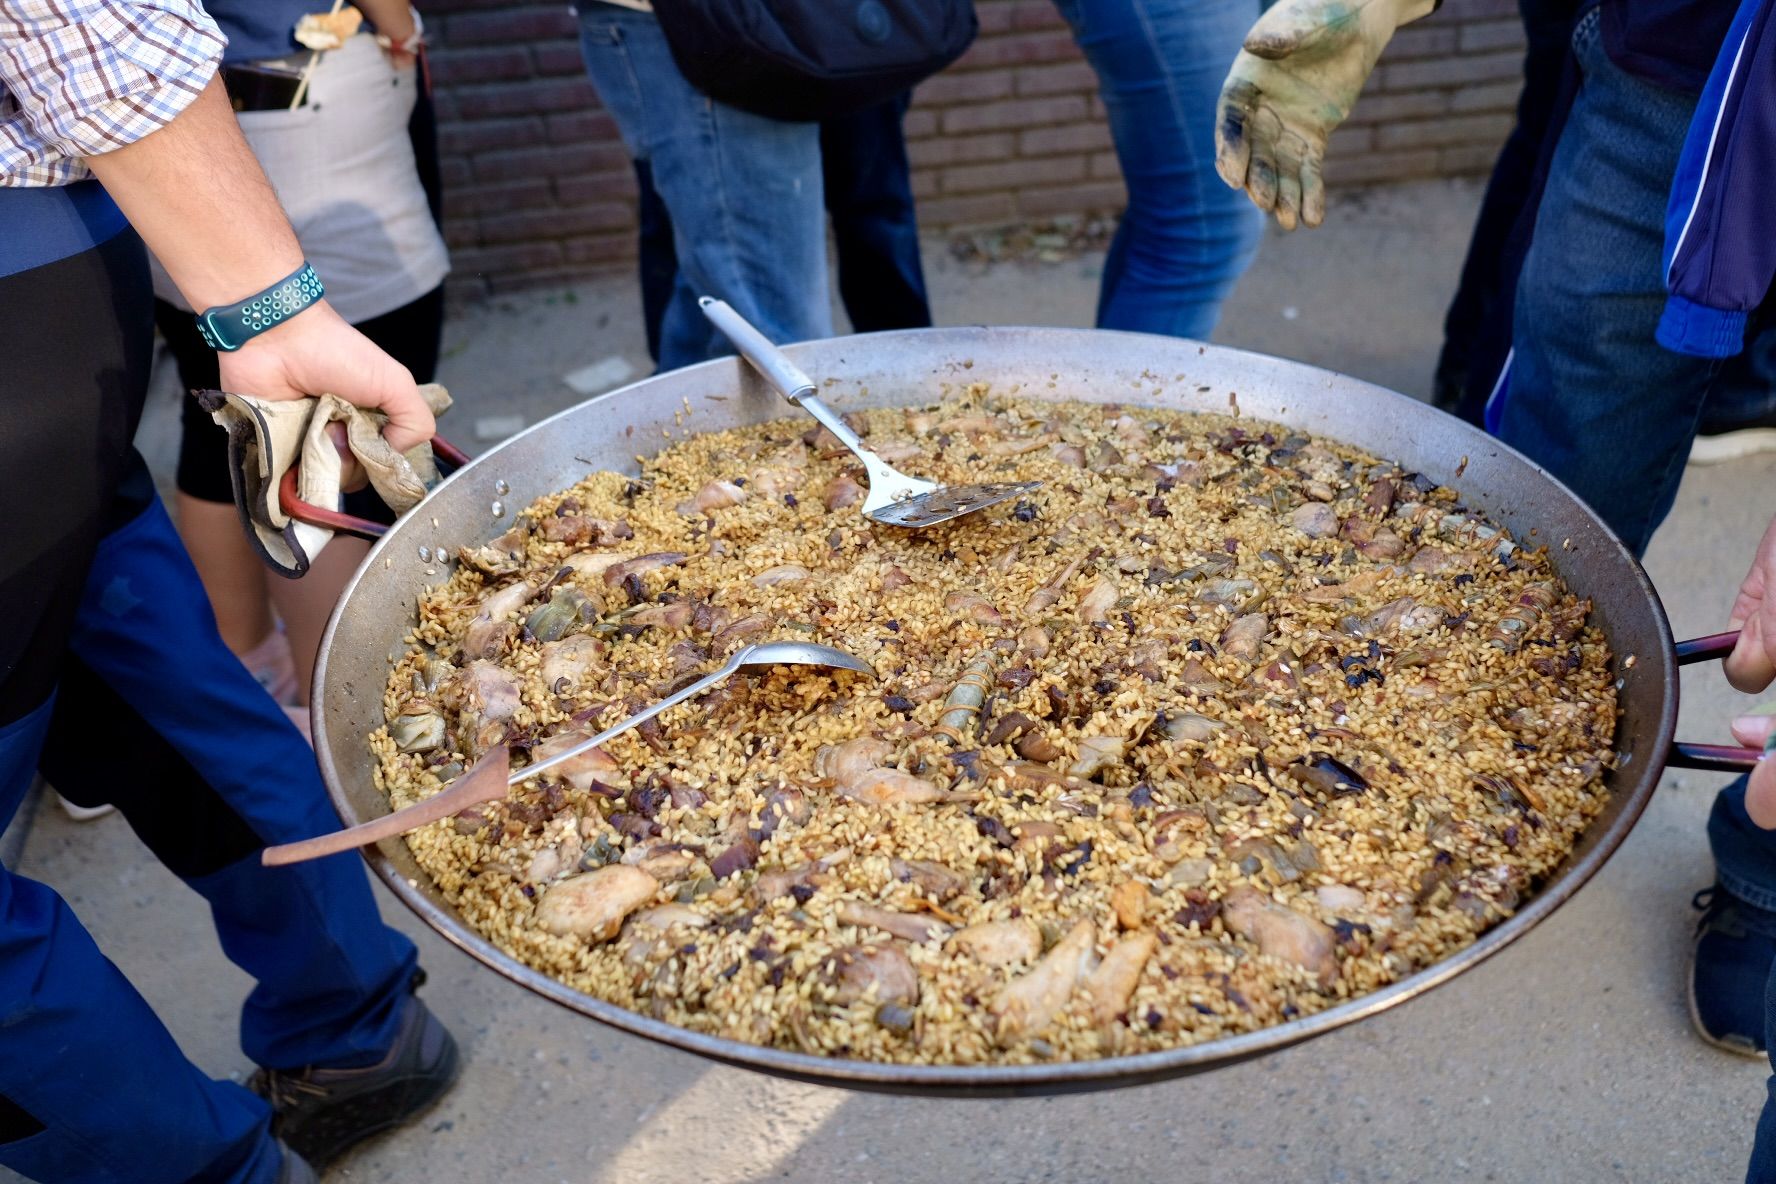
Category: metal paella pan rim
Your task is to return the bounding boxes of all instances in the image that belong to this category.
[313,326,1676,1096]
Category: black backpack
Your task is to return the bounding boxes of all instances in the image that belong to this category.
[650,0,978,123]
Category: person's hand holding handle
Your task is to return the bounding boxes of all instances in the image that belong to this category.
[1720,514,1776,825]
[85,77,435,455]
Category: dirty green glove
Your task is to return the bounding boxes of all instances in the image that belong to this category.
[1215,0,1439,230]
[195,384,452,578]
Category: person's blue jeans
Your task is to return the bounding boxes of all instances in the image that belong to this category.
[577,2,832,370]
[1488,8,1717,558]
[630,93,931,365]
[1050,0,1264,341]
[0,488,417,1184]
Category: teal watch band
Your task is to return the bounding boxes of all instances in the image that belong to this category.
[195,262,324,352]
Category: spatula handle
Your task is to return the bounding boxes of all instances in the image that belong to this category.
[261,745,512,866]
[699,297,815,403]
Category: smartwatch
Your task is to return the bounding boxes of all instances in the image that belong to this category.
[195,262,324,352]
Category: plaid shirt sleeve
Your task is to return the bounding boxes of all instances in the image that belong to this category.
[0,0,226,187]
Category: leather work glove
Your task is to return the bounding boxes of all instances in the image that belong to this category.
[194,383,453,578]
[1215,0,1440,230]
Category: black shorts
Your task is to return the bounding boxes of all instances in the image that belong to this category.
[0,230,154,725]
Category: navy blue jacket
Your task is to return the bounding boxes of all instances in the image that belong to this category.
[1658,0,1776,357]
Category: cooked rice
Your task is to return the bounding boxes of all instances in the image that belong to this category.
[371,389,1616,1065]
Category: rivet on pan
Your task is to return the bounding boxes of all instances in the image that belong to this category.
[495,480,510,496]
[491,500,506,518]
[416,545,432,562]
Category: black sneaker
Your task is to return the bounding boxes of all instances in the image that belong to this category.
[275,1142,316,1184]
[1688,885,1776,1057]
[251,984,461,1169]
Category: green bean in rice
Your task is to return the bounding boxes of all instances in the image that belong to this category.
[371,390,1616,1065]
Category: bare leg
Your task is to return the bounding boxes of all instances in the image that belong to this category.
[173,492,273,654]
[270,536,371,705]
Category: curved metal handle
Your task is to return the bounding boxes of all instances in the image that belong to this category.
[699,296,817,403]
[280,433,469,540]
[1668,629,1763,772]
[1676,630,1741,665]
[1669,742,1763,772]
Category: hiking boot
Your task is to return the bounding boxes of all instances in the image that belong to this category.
[275,1142,316,1184]
[1689,885,1776,1057]
[251,985,460,1168]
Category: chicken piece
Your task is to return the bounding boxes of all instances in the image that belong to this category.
[752,564,812,587]
[540,515,632,546]
[619,904,710,968]
[1068,735,1124,779]
[820,943,920,1006]
[710,612,772,655]
[1079,576,1118,624]
[1221,886,1338,989]
[990,918,1097,1044]
[824,473,864,511]
[620,841,702,882]
[1213,612,1266,663]
[815,737,951,805]
[540,634,604,696]
[837,768,952,806]
[945,591,1004,626]
[837,901,953,944]
[678,479,746,516]
[1110,881,1150,930]
[950,918,1042,967]
[1083,932,1157,1024]
[446,661,522,725]
[534,865,658,941]
[560,550,632,583]
[601,552,689,588]
[462,579,537,660]
[1288,503,1339,539]
[890,858,967,901]
[527,727,622,792]
[750,848,852,904]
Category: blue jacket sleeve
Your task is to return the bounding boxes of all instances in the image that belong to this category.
[1657,0,1776,359]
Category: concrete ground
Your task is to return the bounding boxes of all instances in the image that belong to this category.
[15,177,1776,1183]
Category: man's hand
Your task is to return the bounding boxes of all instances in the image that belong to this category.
[217,301,434,454]
[85,75,432,451]
[1215,0,1438,230]
[1723,514,1776,825]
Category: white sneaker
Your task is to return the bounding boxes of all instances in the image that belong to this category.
[54,792,115,822]
[1689,427,1776,465]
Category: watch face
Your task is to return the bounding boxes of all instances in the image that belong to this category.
[199,312,238,352]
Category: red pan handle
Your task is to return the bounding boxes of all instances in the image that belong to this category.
[1667,628,1764,771]
[279,434,470,540]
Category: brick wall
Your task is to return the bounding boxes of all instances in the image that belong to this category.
[427,0,1526,295]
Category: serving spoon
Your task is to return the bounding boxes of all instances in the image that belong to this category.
[700,297,1040,528]
[263,641,875,866]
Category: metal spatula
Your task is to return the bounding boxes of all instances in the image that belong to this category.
[262,641,875,866]
[700,297,1040,529]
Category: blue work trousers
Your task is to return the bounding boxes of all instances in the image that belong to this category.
[0,490,417,1184]
[1051,0,1265,341]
